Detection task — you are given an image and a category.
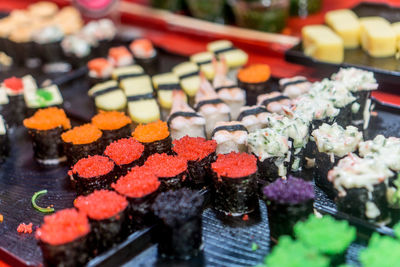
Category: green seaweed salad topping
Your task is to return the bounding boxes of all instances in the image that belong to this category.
[360,233,400,267]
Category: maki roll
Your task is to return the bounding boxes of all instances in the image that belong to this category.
[69,155,116,195]
[104,138,145,177]
[132,120,172,157]
[257,91,291,115]
[0,115,8,161]
[84,19,116,57]
[88,80,127,112]
[7,24,36,66]
[211,152,258,216]
[87,58,114,85]
[237,105,271,133]
[172,136,217,189]
[190,51,216,80]
[279,76,312,99]
[32,25,65,63]
[112,166,160,230]
[111,65,144,82]
[152,188,204,260]
[129,39,159,75]
[108,46,134,67]
[61,35,91,68]
[195,77,230,139]
[172,61,200,105]
[212,58,245,120]
[168,90,206,140]
[312,123,363,198]
[74,190,128,253]
[237,64,271,105]
[294,215,356,266]
[152,72,181,119]
[61,124,103,165]
[91,111,132,148]
[212,121,248,154]
[207,40,248,69]
[36,208,91,267]
[328,154,393,223]
[24,85,63,116]
[144,153,188,191]
[23,107,71,165]
[263,176,315,239]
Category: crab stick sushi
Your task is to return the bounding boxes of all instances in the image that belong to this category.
[112,166,160,230]
[237,105,272,132]
[190,51,216,80]
[212,121,248,154]
[24,85,63,116]
[36,209,91,267]
[74,190,128,253]
[69,155,116,195]
[172,61,200,105]
[23,107,71,165]
[172,136,217,189]
[168,90,206,140]
[87,58,114,85]
[211,152,258,216]
[144,153,188,191]
[152,72,181,119]
[195,76,230,139]
[280,76,312,99]
[91,111,132,148]
[207,40,248,68]
[0,115,8,161]
[108,46,134,67]
[212,58,245,120]
[104,138,145,177]
[61,124,103,165]
[257,91,291,115]
[111,65,144,82]
[129,39,158,75]
[88,80,127,112]
[237,64,271,105]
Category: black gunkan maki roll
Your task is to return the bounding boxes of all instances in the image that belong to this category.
[23,107,71,165]
[0,115,9,161]
[257,91,291,115]
[237,64,271,105]
[328,154,393,223]
[312,123,363,198]
[74,190,128,254]
[32,25,65,64]
[61,35,92,68]
[129,39,159,75]
[36,209,91,267]
[211,152,258,216]
[68,155,116,195]
[152,188,204,260]
[87,58,114,86]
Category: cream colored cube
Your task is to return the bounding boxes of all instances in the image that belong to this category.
[325,9,360,48]
[392,22,400,51]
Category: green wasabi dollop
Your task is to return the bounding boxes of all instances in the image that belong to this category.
[294,215,356,255]
[360,233,400,267]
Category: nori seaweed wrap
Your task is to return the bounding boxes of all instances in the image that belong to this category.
[237,64,271,105]
[263,176,314,239]
[211,152,258,216]
[152,188,204,260]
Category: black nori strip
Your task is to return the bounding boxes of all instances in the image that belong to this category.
[237,106,268,121]
[90,86,120,98]
[100,123,132,150]
[257,156,289,183]
[126,190,159,232]
[159,171,186,192]
[127,93,154,102]
[158,83,181,90]
[211,124,248,137]
[237,79,271,106]
[195,98,224,111]
[261,95,289,107]
[314,150,341,199]
[185,152,216,190]
[212,172,258,215]
[27,126,65,164]
[117,72,145,82]
[213,46,236,55]
[142,135,172,159]
[214,84,238,92]
[167,111,201,126]
[178,71,199,80]
[280,78,308,90]
[196,59,212,66]
[63,138,103,165]
[352,90,371,123]
[71,166,116,196]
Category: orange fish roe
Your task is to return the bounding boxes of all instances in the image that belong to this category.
[108,46,131,60]
[74,190,128,221]
[211,152,257,178]
[35,208,90,246]
[69,155,114,179]
[87,58,111,76]
[17,222,33,234]
[237,64,271,84]
[23,107,71,131]
[172,136,217,161]
[112,166,160,198]
[91,111,132,131]
[132,120,170,143]
[104,138,144,166]
[3,77,23,92]
[61,124,102,145]
[144,153,187,178]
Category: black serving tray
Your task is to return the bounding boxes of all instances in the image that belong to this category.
[285,2,400,91]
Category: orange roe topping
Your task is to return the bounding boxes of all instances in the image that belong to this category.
[23,107,71,131]
[3,77,23,92]
[91,111,132,131]
[129,39,155,58]
[144,153,187,178]
[132,120,170,143]
[104,138,144,166]
[70,155,114,178]
[173,136,216,161]
[35,208,90,246]
[87,58,111,76]
[211,152,257,178]
[237,64,271,83]
[112,166,160,198]
[74,190,128,220]
[17,223,33,234]
[61,123,102,145]
[108,46,131,60]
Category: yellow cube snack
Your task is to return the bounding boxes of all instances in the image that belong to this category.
[152,72,180,109]
[207,40,248,69]
[392,22,400,51]
[302,25,344,63]
[325,9,360,48]
[359,17,396,57]
[128,99,160,124]
[173,61,200,97]
[120,75,153,96]
[190,52,215,80]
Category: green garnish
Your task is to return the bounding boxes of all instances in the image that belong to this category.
[252,242,259,251]
[360,233,400,267]
[32,190,54,213]
[36,90,53,107]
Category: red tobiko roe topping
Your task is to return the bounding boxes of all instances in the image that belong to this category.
[112,166,160,198]
[3,77,23,92]
[144,153,187,178]
[211,152,257,178]
[172,136,217,161]
[74,190,128,220]
[35,208,90,246]
[17,223,33,234]
[104,138,144,166]
[69,155,114,179]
